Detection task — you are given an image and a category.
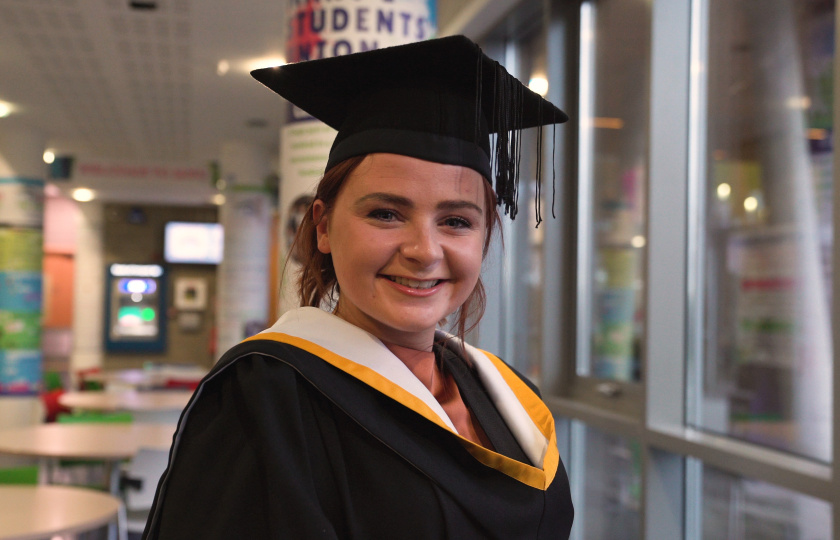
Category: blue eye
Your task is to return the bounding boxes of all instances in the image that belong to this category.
[369,209,398,221]
[443,216,472,229]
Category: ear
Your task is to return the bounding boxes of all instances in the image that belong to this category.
[312,200,331,254]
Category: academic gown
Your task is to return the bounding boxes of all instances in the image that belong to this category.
[143,307,574,539]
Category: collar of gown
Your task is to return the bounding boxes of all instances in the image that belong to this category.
[246,306,559,490]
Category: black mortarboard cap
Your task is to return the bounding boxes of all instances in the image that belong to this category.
[251,35,568,220]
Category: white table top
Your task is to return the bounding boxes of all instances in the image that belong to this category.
[0,423,176,460]
[85,367,206,389]
[59,390,192,413]
[0,485,121,540]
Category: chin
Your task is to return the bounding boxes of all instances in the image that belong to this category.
[381,314,445,335]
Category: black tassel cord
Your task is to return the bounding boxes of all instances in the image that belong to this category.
[476,50,560,225]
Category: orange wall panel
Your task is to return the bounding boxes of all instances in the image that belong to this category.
[43,253,74,328]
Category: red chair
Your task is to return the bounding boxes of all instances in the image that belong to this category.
[40,388,72,422]
[163,378,200,391]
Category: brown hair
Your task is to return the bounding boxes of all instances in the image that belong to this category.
[292,155,502,345]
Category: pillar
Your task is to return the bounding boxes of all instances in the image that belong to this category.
[276,0,438,314]
[70,200,105,379]
[215,141,274,357]
[0,125,46,428]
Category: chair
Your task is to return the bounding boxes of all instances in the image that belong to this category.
[122,447,169,536]
[41,371,72,422]
[52,412,134,489]
[0,465,39,485]
[76,367,105,391]
[57,411,134,424]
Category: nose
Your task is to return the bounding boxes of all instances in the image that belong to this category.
[400,221,443,267]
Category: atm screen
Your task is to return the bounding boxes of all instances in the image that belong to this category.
[105,264,166,352]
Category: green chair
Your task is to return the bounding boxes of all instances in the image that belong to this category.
[54,411,133,490]
[0,465,39,485]
[56,411,134,424]
[43,371,64,392]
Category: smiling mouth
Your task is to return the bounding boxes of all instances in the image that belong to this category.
[386,276,442,289]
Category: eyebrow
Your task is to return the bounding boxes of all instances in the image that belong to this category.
[354,192,484,214]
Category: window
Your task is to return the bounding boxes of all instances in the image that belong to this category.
[458,0,837,534]
[699,463,831,539]
[571,422,642,540]
[690,0,834,463]
[576,0,651,384]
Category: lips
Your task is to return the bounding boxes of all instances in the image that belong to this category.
[386,275,441,289]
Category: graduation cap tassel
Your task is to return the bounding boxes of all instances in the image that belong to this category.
[513,81,523,220]
[535,100,543,227]
[496,66,511,214]
[505,65,522,219]
[494,61,516,216]
[552,111,557,219]
[507,78,519,220]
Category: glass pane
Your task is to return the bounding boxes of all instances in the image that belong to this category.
[577,0,651,382]
[695,0,834,461]
[519,29,550,386]
[572,423,642,539]
[701,464,831,539]
[479,2,554,387]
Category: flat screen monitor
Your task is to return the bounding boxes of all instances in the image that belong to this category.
[164,221,224,264]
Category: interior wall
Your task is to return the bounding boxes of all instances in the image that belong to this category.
[42,194,79,375]
[102,203,219,369]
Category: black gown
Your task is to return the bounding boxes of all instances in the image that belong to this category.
[143,307,574,539]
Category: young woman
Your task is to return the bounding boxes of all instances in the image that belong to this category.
[144,36,574,539]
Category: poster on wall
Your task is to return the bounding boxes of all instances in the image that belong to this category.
[0,350,41,395]
[0,177,44,227]
[0,228,43,395]
[0,272,42,350]
[0,228,43,270]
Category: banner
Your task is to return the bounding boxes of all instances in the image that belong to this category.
[0,193,43,395]
[0,177,44,227]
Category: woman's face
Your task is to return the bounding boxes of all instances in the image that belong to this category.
[313,153,487,350]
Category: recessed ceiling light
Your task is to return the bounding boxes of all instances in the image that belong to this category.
[72,188,96,202]
[0,102,11,118]
[43,150,55,164]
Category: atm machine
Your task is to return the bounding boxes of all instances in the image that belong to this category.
[104,263,167,352]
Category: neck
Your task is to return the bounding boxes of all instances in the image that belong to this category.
[333,302,436,352]
[382,340,435,363]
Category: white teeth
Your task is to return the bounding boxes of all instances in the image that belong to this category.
[389,276,440,289]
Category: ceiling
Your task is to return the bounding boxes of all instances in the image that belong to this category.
[0,0,286,169]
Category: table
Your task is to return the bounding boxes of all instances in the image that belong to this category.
[0,485,125,540]
[59,390,193,423]
[0,423,176,494]
[84,366,206,390]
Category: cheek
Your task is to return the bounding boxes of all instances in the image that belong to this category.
[330,224,387,273]
[454,238,485,283]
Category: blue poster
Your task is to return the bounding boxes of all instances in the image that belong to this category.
[0,271,42,311]
[0,349,41,395]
